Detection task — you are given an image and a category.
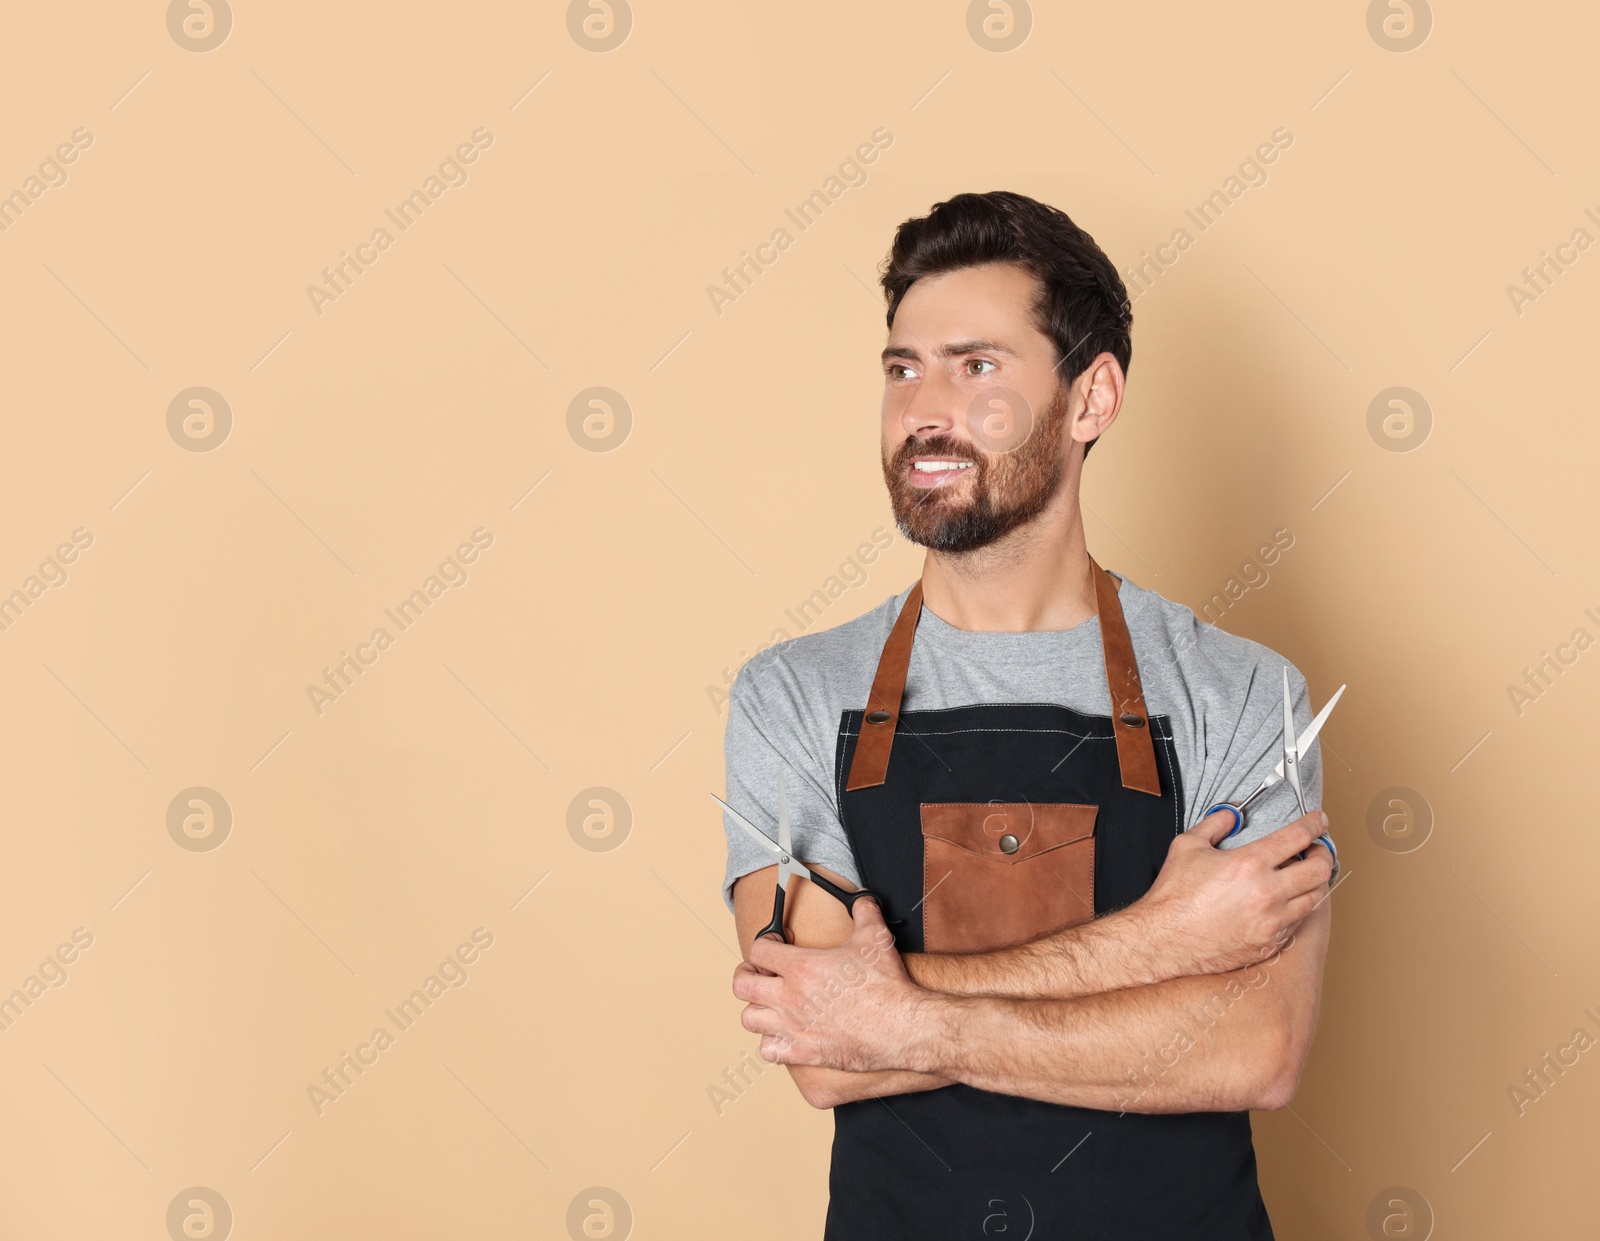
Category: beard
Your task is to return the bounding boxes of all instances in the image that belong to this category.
[881,383,1071,554]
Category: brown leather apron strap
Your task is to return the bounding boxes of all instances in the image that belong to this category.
[1090,556,1162,795]
[844,578,924,792]
[844,560,1161,795]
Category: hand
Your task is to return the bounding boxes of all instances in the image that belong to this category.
[732,898,923,1072]
[1137,808,1334,977]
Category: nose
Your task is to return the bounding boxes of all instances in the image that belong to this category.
[892,363,962,440]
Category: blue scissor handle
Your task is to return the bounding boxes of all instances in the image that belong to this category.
[1205,804,1338,882]
[1309,832,1338,878]
[1205,802,1244,840]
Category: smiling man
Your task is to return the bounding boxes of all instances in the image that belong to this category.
[719,190,1336,1240]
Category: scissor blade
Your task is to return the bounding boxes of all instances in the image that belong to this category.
[1259,683,1345,789]
[1281,668,1303,807]
[1291,683,1344,769]
[709,792,781,859]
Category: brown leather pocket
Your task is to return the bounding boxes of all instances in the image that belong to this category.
[920,802,1097,953]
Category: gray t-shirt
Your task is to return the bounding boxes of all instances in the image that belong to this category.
[719,569,1326,912]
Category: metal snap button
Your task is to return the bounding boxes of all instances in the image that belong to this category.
[866,710,891,724]
[1119,713,1145,727]
[998,833,1020,854]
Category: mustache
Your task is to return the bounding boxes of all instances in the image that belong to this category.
[890,434,981,467]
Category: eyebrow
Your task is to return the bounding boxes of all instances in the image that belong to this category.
[880,339,1020,364]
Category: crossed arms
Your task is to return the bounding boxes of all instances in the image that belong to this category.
[730,808,1335,1114]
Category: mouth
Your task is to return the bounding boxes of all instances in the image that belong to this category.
[907,457,976,490]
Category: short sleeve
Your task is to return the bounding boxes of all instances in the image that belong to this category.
[719,660,863,912]
[1200,662,1332,878]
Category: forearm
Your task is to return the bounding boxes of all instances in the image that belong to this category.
[903,903,1169,1000]
[902,834,1335,1003]
[911,973,1279,1112]
[901,906,1327,1113]
[771,909,1165,1101]
[812,908,1164,1100]
[816,903,1188,1103]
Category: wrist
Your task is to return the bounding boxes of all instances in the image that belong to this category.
[1111,900,1171,988]
[901,991,969,1076]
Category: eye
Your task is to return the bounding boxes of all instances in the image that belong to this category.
[967,358,997,376]
[886,362,916,380]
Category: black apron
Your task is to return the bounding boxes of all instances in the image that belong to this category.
[824,560,1273,1241]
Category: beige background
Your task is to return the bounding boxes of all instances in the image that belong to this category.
[0,1,1595,1237]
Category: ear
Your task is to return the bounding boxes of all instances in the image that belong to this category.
[1070,352,1125,446]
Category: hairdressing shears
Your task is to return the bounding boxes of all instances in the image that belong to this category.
[712,770,882,943]
[1204,667,1344,877]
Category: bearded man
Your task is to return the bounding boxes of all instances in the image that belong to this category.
[719,190,1335,1240]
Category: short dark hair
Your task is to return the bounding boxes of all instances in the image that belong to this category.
[879,190,1132,461]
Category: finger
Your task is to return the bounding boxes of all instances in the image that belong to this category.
[1265,846,1334,902]
[1279,837,1335,877]
[739,1003,779,1036]
[1293,847,1336,895]
[850,893,887,928]
[1283,886,1328,923]
[731,963,782,1006]
[1303,836,1336,866]
[732,960,762,985]
[1248,812,1326,866]
[759,1033,795,1064]
[747,933,793,972]
[851,894,900,955]
[1188,803,1244,846]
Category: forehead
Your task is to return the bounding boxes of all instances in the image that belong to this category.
[884,262,1049,360]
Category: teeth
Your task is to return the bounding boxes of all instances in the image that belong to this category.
[913,460,972,472]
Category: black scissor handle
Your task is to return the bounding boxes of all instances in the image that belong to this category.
[806,872,902,925]
[755,881,790,943]
[807,869,867,908]
[757,872,903,941]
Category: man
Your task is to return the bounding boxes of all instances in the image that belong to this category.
[719,190,1336,1239]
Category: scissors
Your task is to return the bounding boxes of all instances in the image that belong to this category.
[1204,667,1344,877]
[711,769,882,943]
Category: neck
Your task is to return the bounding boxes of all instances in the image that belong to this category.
[917,471,1100,633]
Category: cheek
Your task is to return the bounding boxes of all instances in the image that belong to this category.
[880,394,904,441]
[880,429,898,465]
[880,416,908,461]
[1015,409,1067,467]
